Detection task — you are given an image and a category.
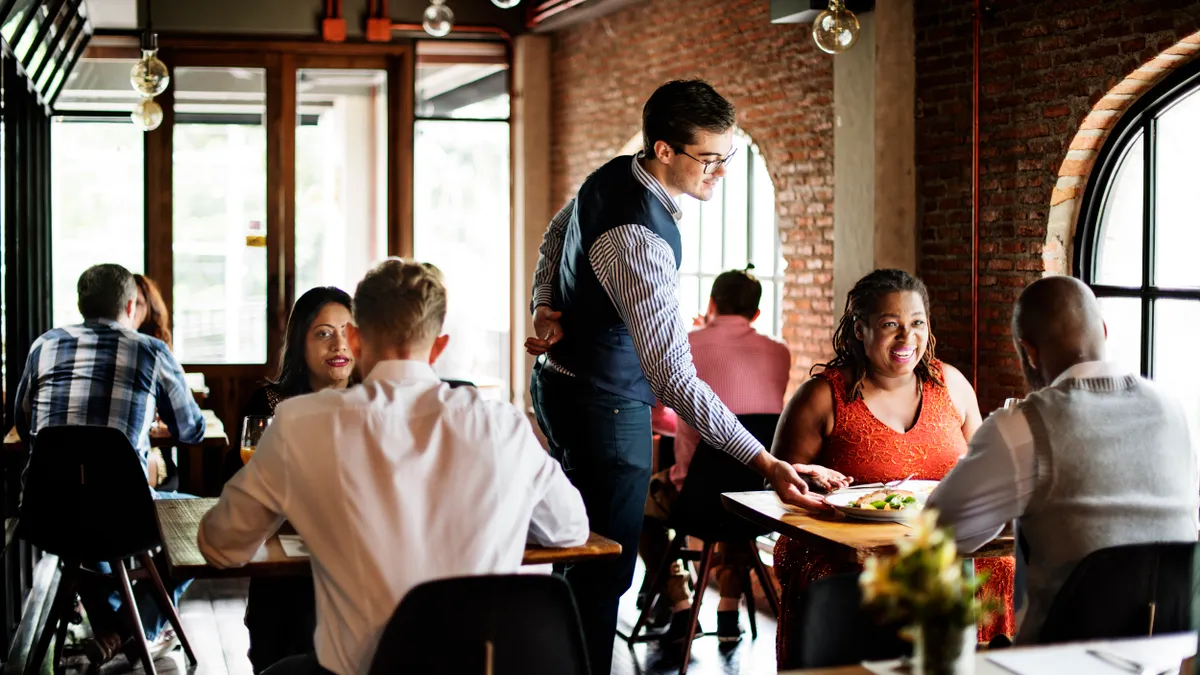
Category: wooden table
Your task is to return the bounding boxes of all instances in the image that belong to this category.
[721,491,1013,563]
[155,498,622,580]
[780,632,1196,673]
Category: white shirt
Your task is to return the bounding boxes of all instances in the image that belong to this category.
[197,360,589,675]
[927,361,1130,553]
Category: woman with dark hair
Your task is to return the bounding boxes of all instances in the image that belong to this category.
[242,285,356,418]
[231,286,355,673]
[771,269,1015,666]
[134,274,173,348]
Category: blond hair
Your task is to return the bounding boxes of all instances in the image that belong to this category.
[353,258,447,349]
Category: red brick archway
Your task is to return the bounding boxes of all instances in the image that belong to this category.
[1044,32,1200,276]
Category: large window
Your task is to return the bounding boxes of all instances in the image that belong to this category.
[51,57,149,328]
[413,42,510,397]
[1076,62,1200,441]
[50,121,145,327]
[295,68,388,296]
[172,66,268,364]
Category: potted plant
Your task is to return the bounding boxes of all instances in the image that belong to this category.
[859,509,998,675]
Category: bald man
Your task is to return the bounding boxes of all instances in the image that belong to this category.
[927,276,1198,644]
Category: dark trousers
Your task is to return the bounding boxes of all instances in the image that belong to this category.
[246,576,317,673]
[530,361,652,675]
[260,653,334,675]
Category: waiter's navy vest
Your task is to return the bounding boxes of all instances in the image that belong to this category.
[550,156,682,405]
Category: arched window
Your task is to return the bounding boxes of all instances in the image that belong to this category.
[1075,59,1200,437]
[620,128,784,337]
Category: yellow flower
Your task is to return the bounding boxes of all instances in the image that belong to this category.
[896,508,944,556]
[860,555,902,603]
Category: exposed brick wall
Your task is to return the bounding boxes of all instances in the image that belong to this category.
[916,0,1200,413]
[549,0,835,386]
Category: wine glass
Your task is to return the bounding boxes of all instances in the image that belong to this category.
[241,415,272,465]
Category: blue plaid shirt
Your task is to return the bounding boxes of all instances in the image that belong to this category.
[14,319,206,473]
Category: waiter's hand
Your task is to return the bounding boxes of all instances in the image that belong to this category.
[526,306,564,356]
[758,455,835,512]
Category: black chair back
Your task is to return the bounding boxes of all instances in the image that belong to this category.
[671,413,778,542]
[794,573,911,668]
[367,574,590,675]
[19,425,161,561]
[1037,541,1197,644]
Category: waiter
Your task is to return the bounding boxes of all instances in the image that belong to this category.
[526,79,846,673]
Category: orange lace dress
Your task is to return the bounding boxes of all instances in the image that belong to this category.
[774,362,1015,667]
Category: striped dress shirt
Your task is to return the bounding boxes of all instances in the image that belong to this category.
[531,154,764,465]
[14,319,206,473]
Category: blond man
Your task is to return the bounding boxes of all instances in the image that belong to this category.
[199,259,589,675]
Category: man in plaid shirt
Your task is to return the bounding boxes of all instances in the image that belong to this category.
[14,263,205,664]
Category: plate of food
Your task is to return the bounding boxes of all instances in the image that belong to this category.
[823,480,940,522]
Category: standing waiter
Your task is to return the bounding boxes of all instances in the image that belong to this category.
[526,80,847,673]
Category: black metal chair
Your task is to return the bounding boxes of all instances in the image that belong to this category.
[790,572,911,668]
[18,425,196,675]
[1036,541,1197,645]
[626,413,782,674]
[366,574,590,675]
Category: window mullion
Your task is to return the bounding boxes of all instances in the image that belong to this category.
[1141,117,1156,378]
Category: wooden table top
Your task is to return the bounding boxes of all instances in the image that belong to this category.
[155,498,622,579]
[721,491,1013,562]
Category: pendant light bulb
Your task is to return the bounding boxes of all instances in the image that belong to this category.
[422,0,454,37]
[491,0,520,7]
[132,98,164,132]
[812,0,860,54]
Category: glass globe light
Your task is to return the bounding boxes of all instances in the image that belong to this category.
[132,98,164,132]
[492,0,520,7]
[812,1,860,54]
[131,49,170,97]
[422,1,454,37]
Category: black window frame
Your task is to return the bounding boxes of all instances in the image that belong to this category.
[1073,57,1200,378]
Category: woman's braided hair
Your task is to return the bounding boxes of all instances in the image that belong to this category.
[812,269,942,401]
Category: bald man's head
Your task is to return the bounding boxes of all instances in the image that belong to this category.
[1011,276,1107,390]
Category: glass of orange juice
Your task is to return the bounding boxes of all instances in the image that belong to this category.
[241,415,272,465]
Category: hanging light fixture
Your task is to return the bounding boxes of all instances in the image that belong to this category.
[422,0,454,37]
[812,0,860,54]
[130,1,169,131]
[491,0,520,8]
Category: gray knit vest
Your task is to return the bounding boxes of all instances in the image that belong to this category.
[1015,373,1198,643]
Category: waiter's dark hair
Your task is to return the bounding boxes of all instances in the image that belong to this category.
[642,80,736,156]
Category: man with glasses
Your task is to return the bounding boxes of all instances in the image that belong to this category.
[526,79,846,673]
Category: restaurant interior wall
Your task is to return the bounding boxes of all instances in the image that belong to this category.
[915,0,1200,414]
[549,0,835,388]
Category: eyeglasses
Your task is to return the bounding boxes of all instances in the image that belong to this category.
[675,146,738,175]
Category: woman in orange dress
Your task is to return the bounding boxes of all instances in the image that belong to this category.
[771,269,1015,668]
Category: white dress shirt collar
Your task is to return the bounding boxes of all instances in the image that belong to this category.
[362,359,440,385]
[632,152,683,221]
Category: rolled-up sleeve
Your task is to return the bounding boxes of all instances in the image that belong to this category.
[198,422,287,568]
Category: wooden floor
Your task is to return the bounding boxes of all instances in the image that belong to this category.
[60,560,780,675]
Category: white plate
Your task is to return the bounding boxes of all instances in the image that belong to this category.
[824,480,940,522]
